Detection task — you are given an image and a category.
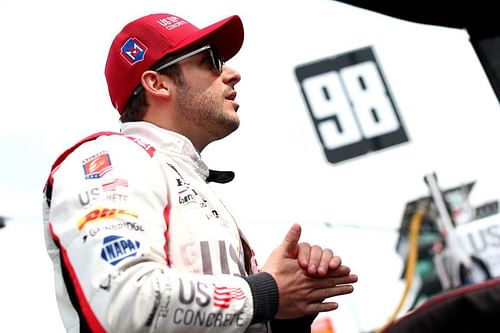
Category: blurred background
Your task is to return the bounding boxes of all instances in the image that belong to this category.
[1,1,499,332]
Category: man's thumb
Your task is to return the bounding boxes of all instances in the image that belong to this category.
[280,223,301,257]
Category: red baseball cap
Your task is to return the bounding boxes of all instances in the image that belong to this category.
[105,13,244,114]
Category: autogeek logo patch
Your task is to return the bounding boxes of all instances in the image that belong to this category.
[295,46,409,164]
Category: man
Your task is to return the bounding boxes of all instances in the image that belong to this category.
[43,12,357,333]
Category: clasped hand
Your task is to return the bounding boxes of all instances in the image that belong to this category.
[261,223,358,319]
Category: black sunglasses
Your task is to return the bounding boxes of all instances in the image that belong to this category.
[133,44,224,96]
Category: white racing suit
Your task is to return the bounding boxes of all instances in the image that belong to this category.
[43,122,313,333]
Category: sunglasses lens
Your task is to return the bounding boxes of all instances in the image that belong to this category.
[210,48,224,73]
[215,58,222,73]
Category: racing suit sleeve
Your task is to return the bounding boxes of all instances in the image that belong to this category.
[43,135,279,333]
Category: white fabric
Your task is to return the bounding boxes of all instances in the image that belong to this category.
[43,122,265,333]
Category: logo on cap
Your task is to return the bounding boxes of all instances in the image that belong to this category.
[120,37,147,65]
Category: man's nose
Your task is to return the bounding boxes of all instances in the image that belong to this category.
[222,65,241,87]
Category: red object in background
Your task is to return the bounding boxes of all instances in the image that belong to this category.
[312,316,335,333]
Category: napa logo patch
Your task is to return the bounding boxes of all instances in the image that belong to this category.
[101,235,141,266]
[120,37,147,65]
[82,151,113,179]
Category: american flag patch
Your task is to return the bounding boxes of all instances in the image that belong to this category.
[213,285,245,308]
[102,178,128,191]
[82,152,113,179]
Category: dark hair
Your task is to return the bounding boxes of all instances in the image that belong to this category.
[120,64,184,122]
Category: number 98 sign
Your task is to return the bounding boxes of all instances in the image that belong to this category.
[295,47,408,164]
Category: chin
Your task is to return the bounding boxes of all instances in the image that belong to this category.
[221,121,240,139]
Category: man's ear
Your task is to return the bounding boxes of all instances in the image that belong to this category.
[141,70,172,98]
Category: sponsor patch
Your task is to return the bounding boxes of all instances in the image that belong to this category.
[82,152,113,179]
[83,221,145,241]
[120,37,147,65]
[102,178,128,191]
[77,207,139,230]
[212,285,245,308]
[156,16,188,31]
[101,235,141,266]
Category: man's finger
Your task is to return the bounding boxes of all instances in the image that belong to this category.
[308,245,324,275]
[307,301,339,314]
[309,284,355,301]
[325,265,352,277]
[330,274,358,286]
[316,248,334,275]
[306,273,358,289]
[328,255,341,271]
[280,223,302,257]
[297,242,311,269]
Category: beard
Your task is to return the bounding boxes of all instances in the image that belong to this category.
[174,81,240,141]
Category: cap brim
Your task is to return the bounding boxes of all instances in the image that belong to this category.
[170,15,244,62]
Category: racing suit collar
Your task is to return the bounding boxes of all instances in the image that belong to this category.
[120,121,234,183]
